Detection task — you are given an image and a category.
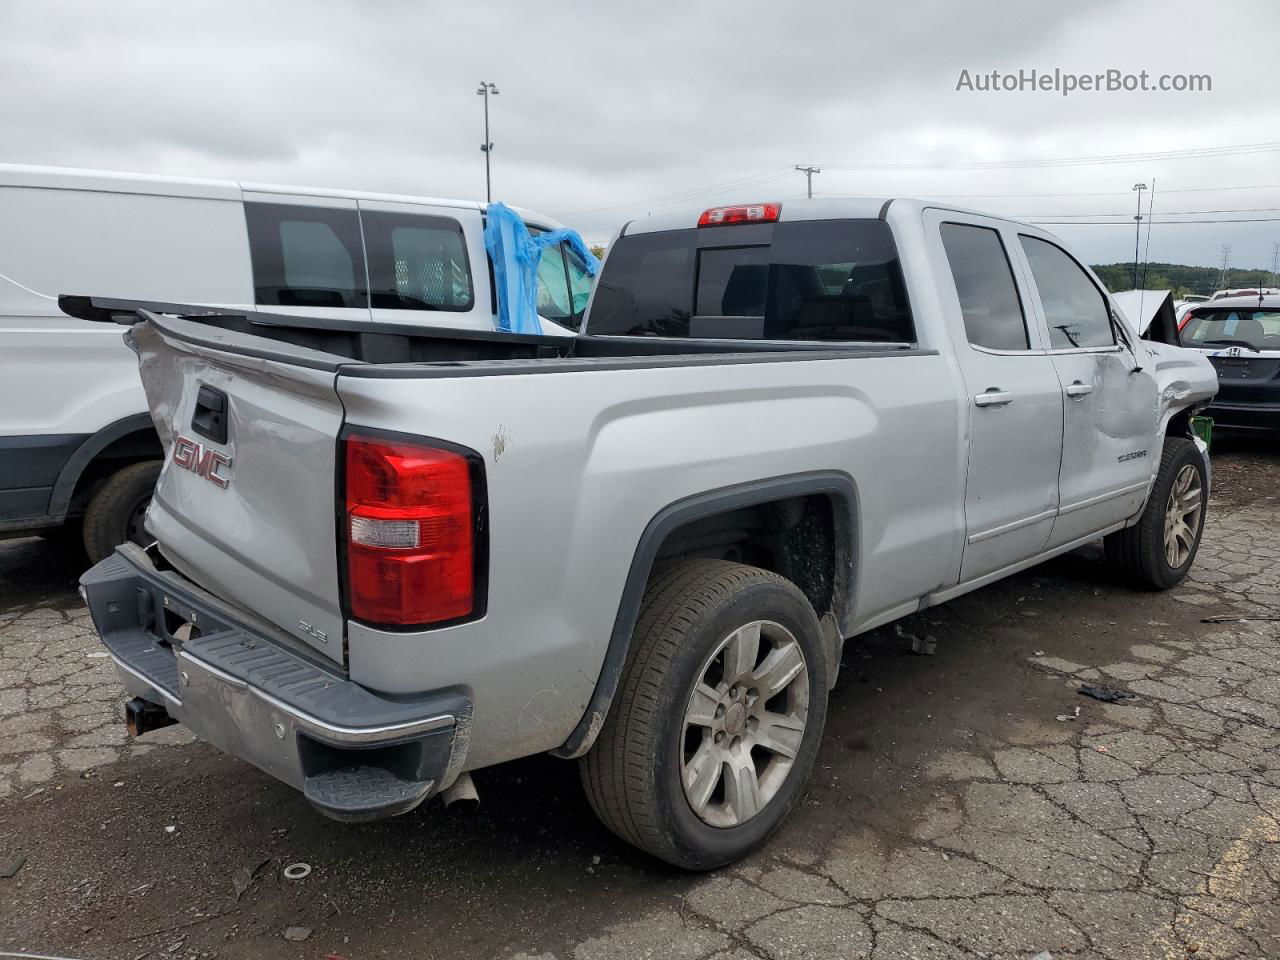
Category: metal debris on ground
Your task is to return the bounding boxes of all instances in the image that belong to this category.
[1078,683,1137,704]
[1055,706,1082,722]
[283,926,313,942]
[232,857,272,900]
[0,854,28,878]
[909,635,938,655]
[283,862,312,881]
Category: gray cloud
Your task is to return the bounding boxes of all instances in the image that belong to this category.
[2,0,1279,269]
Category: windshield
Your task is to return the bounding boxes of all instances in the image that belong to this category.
[585,219,914,342]
[1182,307,1280,352]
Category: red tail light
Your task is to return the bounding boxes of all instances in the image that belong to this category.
[698,203,781,227]
[344,434,478,626]
[1179,310,1195,331]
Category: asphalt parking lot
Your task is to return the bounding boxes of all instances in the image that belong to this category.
[2,442,1278,960]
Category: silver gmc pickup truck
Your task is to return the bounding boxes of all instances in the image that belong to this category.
[72,198,1217,869]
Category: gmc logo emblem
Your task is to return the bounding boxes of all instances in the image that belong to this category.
[172,435,232,489]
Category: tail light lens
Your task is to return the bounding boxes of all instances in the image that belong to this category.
[344,434,478,626]
[1179,309,1195,331]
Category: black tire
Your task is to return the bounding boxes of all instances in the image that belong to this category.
[580,559,829,870]
[82,460,162,565]
[1104,437,1207,590]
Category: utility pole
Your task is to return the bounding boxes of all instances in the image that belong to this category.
[1217,244,1233,292]
[1270,241,1279,288]
[1131,182,1146,290]
[476,81,499,203]
[795,165,820,199]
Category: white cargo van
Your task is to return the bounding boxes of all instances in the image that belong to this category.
[0,164,590,562]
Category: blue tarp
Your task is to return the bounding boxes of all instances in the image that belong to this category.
[483,201,600,334]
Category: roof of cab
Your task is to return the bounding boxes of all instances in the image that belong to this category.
[618,196,1039,236]
[0,162,562,228]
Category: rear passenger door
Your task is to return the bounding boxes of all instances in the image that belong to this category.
[1014,233,1159,547]
[359,200,490,330]
[925,210,1065,583]
[243,194,372,321]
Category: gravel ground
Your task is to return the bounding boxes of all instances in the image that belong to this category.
[0,440,1277,960]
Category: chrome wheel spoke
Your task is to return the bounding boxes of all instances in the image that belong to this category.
[686,682,722,729]
[683,738,722,813]
[754,640,805,699]
[724,622,761,684]
[723,755,763,822]
[755,710,804,760]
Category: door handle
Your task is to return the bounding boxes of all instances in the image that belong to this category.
[1065,381,1094,400]
[973,389,1013,408]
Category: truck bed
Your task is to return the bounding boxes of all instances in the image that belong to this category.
[60,296,922,375]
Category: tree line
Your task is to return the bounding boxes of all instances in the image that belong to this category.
[1091,262,1278,298]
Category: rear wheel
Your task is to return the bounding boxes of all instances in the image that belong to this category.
[1104,437,1207,589]
[82,460,162,565]
[580,559,828,870]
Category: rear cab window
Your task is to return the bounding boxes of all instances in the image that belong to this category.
[585,219,914,343]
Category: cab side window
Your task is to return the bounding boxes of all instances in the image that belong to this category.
[245,203,367,309]
[939,222,1029,351]
[1020,236,1115,349]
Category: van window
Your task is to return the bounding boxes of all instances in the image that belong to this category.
[939,223,1029,351]
[245,203,367,309]
[362,211,473,311]
[1020,235,1115,350]
[536,241,595,329]
[586,219,913,342]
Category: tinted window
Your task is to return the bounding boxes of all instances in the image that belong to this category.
[939,223,1028,351]
[1182,308,1280,351]
[362,211,472,311]
[245,203,367,309]
[587,219,913,342]
[1020,236,1114,349]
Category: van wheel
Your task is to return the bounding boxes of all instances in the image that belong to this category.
[82,461,162,565]
[1104,437,1207,590]
[580,559,828,870]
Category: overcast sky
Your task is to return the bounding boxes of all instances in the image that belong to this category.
[3,0,1279,271]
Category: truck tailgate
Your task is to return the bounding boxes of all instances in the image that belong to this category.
[133,315,347,665]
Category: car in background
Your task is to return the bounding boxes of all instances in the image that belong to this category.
[1180,294,1280,435]
[0,163,591,562]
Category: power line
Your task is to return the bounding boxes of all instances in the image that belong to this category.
[804,140,1280,172]
[1014,206,1280,218]
[560,168,794,219]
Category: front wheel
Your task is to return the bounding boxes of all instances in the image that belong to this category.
[580,559,828,870]
[1104,437,1207,589]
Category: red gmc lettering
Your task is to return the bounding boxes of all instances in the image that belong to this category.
[172,435,232,489]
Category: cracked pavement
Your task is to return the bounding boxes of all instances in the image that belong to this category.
[1,444,1278,959]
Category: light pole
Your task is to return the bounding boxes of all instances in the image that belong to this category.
[1131,183,1146,290]
[476,81,499,203]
